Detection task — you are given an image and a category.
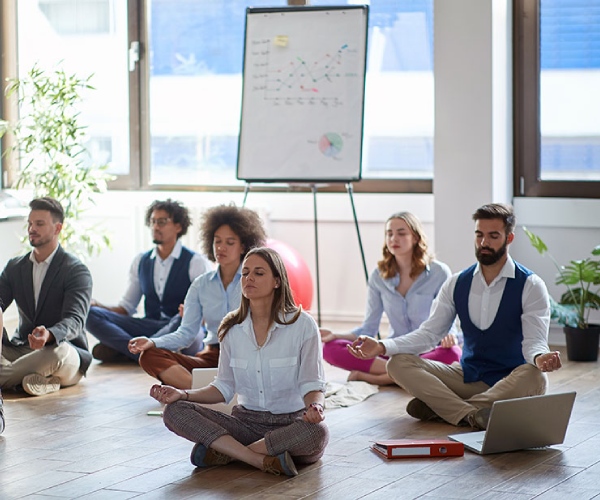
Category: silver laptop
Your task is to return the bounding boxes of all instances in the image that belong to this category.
[448,392,576,455]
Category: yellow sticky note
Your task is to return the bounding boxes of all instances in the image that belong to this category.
[274,35,288,47]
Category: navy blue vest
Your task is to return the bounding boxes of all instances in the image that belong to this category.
[138,246,194,320]
[454,261,532,386]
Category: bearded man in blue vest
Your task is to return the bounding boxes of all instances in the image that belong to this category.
[87,199,212,362]
[348,203,562,429]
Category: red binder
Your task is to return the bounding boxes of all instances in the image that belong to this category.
[371,439,464,459]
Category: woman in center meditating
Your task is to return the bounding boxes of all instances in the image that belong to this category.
[320,211,462,385]
[150,247,328,477]
[128,204,266,389]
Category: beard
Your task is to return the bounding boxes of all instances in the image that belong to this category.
[29,235,52,248]
[476,242,507,266]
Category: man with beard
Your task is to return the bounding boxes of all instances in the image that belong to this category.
[86,199,211,362]
[347,203,562,429]
[0,197,92,396]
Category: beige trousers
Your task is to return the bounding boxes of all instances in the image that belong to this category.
[0,341,83,389]
[386,354,548,425]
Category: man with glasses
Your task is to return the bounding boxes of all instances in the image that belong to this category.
[87,199,212,362]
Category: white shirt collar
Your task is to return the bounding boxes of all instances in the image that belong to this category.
[473,256,515,285]
[150,239,183,262]
[29,244,60,266]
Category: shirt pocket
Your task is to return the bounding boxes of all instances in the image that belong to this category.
[229,357,252,391]
[269,356,298,393]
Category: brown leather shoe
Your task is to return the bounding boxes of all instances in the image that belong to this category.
[467,407,491,430]
[262,451,298,476]
[92,343,132,363]
[190,443,233,467]
[406,398,445,423]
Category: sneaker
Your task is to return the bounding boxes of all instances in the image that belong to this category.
[406,398,445,423]
[467,407,491,430]
[262,451,298,477]
[22,374,61,396]
[92,343,130,363]
[190,443,232,467]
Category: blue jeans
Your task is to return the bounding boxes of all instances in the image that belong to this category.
[86,306,170,360]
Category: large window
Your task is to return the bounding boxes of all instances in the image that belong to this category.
[514,0,600,198]
[3,0,434,192]
[14,0,131,179]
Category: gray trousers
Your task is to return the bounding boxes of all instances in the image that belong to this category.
[0,341,82,389]
[163,401,329,464]
[387,353,548,425]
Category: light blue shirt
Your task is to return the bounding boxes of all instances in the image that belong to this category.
[212,311,326,414]
[352,260,455,340]
[151,265,242,350]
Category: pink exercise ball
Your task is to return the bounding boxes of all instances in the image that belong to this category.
[266,239,313,310]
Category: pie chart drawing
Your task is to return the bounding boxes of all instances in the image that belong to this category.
[318,133,343,157]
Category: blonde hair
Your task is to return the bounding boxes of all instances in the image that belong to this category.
[218,247,301,341]
[377,212,431,279]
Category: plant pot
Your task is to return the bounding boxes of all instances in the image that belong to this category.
[564,325,600,362]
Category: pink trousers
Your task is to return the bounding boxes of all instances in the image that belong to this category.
[322,339,462,372]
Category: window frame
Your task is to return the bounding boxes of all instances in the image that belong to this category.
[513,0,599,198]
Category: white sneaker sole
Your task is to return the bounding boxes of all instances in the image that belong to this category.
[22,374,61,396]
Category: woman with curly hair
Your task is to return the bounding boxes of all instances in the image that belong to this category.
[151,247,328,477]
[320,212,462,385]
[129,204,267,389]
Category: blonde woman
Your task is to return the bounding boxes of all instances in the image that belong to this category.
[320,212,461,385]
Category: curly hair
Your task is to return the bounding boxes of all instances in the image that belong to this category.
[377,212,432,280]
[145,199,191,238]
[218,247,301,341]
[200,204,267,262]
[472,203,516,236]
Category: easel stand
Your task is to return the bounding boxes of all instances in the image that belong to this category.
[242,182,369,327]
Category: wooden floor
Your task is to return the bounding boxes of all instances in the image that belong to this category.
[1,345,600,500]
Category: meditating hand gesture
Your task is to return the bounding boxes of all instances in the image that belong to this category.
[347,336,385,359]
[128,336,155,354]
[150,384,185,404]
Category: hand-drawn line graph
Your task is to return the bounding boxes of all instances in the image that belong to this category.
[249,39,360,104]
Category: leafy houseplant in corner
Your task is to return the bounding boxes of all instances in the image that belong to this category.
[524,228,600,361]
[3,64,114,261]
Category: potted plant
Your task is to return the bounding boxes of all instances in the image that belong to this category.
[524,227,600,361]
[2,64,114,261]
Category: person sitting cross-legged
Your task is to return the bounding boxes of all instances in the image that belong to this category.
[320,211,461,386]
[0,197,93,397]
[86,199,212,362]
[150,247,329,477]
[348,203,562,430]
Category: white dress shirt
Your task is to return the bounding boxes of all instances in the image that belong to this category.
[118,239,212,316]
[29,246,59,308]
[212,311,327,414]
[381,257,551,364]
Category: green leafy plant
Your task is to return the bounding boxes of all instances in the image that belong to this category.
[524,227,600,329]
[3,64,115,260]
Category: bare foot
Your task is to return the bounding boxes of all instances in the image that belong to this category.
[347,371,395,386]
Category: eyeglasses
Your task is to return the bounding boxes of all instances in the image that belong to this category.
[149,217,171,227]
